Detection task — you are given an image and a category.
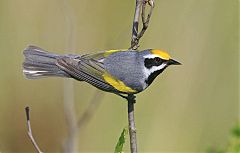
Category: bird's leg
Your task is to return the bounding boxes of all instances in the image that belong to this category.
[127,94,136,103]
[115,93,136,103]
[117,93,128,100]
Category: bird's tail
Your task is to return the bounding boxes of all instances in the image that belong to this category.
[23,45,70,79]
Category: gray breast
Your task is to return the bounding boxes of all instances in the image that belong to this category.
[104,51,146,91]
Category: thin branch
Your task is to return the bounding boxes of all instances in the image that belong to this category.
[62,80,77,153]
[64,90,104,152]
[25,107,43,153]
[61,0,78,152]
[130,0,155,50]
[138,0,155,39]
[77,90,104,129]
[130,0,143,50]
[128,0,155,152]
[127,95,137,153]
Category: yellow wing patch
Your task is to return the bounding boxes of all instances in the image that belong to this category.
[103,49,127,57]
[151,49,171,60]
[102,73,137,93]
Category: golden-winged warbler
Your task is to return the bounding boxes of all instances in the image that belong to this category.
[23,45,181,97]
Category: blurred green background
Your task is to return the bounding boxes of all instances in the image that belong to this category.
[0,0,238,152]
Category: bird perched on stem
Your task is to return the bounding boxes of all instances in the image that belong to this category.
[23,45,180,98]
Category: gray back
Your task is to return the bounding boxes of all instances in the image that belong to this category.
[104,50,150,91]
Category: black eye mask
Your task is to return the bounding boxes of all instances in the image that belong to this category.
[144,57,166,69]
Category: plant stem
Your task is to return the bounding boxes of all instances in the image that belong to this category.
[25,107,43,153]
[127,94,137,153]
[130,0,155,50]
[130,0,143,50]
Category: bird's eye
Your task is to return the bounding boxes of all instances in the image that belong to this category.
[154,57,161,63]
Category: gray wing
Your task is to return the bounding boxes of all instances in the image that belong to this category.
[56,55,117,93]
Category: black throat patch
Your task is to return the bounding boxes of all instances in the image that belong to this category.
[144,57,167,85]
[145,67,167,85]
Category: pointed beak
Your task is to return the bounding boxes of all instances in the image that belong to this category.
[168,59,181,65]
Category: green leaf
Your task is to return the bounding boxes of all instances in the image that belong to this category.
[114,127,128,153]
[232,124,240,138]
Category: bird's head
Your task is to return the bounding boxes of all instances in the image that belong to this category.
[143,49,181,85]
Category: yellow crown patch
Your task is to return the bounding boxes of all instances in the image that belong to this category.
[151,49,171,60]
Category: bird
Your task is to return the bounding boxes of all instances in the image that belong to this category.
[22,45,181,98]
